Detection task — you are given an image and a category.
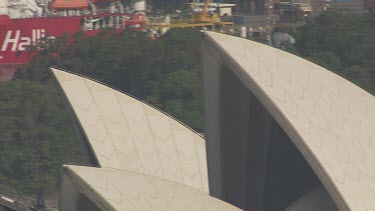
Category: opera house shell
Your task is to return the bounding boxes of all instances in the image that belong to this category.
[52,68,240,210]
[52,31,375,211]
[202,32,375,211]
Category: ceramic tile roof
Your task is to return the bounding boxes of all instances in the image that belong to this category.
[52,68,209,193]
[63,165,241,211]
[204,31,375,211]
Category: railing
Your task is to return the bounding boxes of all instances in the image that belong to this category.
[0,184,56,211]
[148,16,234,26]
[51,8,123,18]
[12,6,125,19]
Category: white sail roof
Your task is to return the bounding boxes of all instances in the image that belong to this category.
[52,68,209,193]
[204,31,375,211]
[62,165,241,211]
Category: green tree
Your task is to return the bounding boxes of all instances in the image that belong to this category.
[294,11,375,94]
[4,28,204,197]
[0,80,88,195]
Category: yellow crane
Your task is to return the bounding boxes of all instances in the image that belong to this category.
[148,0,234,34]
[191,0,219,23]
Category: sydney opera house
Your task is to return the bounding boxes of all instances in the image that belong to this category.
[52,31,375,211]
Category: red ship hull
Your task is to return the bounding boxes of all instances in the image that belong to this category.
[0,13,146,80]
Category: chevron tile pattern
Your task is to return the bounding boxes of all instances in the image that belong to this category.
[52,69,209,193]
[205,32,375,211]
[64,165,241,211]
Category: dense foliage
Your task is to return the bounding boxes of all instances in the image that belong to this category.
[2,28,204,196]
[292,11,375,95]
[16,28,204,130]
[0,80,88,195]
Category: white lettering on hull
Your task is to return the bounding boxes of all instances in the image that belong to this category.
[1,30,20,51]
[1,29,47,52]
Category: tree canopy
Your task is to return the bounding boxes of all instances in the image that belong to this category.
[0,80,88,195]
[16,28,204,130]
[2,28,204,197]
[292,11,375,94]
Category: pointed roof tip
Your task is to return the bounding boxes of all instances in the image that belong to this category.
[51,67,82,82]
[50,67,61,73]
[63,166,243,211]
[50,67,66,80]
[203,31,231,40]
[50,67,58,75]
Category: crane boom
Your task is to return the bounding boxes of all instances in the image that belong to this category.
[196,0,217,22]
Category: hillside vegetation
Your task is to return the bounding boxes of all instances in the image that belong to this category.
[2,28,203,196]
[292,11,375,94]
[0,11,374,196]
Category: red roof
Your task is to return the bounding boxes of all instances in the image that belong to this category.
[50,0,89,9]
[91,0,119,2]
